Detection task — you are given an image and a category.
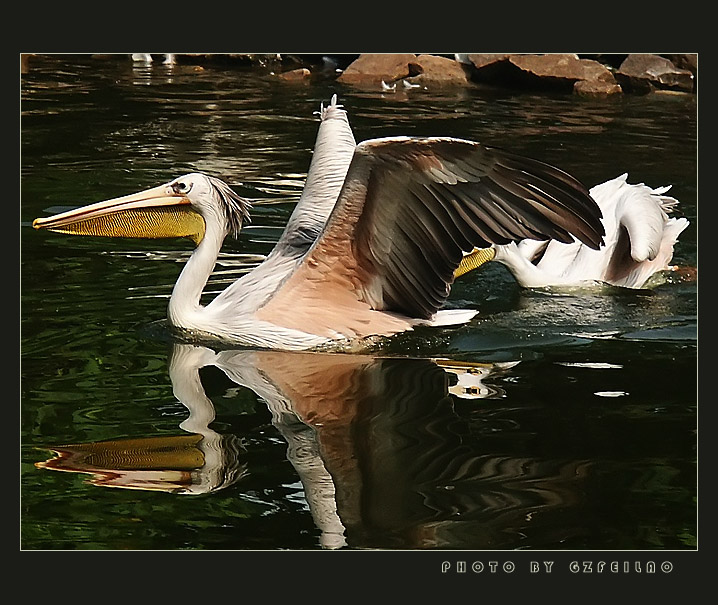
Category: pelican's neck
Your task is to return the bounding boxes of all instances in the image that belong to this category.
[168,218,227,328]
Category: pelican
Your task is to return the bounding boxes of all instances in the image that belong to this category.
[462,174,690,289]
[131,53,176,65]
[131,53,153,63]
[33,96,605,351]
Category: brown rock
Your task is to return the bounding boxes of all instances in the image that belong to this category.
[574,79,622,96]
[405,54,471,86]
[21,53,32,74]
[465,54,512,70]
[509,53,616,84]
[463,53,620,94]
[665,53,697,75]
[617,54,694,92]
[337,53,416,85]
[278,67,311,81]
[463,54,513,82]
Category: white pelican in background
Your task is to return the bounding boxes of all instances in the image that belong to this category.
[467,174,690,289]
[34,96,606,351]
[131,53,176,65]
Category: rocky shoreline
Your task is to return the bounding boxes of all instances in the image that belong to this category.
[23,53,697,96]
[170,53,698,96]
[279,53,697,96]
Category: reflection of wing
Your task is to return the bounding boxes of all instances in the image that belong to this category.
[223,350,588,549]
[258,137,604,338]
[220,350,378,423]
[212,349,380,550]
[218,350,449,414]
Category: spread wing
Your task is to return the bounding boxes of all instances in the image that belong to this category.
[259,136,605,330]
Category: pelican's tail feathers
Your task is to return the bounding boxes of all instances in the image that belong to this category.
[656,191,680,214]
[603,174,679,214]
[666,216,690,240]
[316,94,344,120]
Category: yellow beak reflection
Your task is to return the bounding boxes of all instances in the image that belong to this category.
[36,434,207,493]
[32,183,206,245]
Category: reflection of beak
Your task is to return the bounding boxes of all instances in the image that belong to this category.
[35,434,207,493]
[32,183,206,245]
[36,432,248,494]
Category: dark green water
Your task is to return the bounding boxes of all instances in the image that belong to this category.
[20,55,697,551]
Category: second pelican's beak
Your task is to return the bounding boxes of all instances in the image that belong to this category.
[454,246,496,279]
[32,183,206,245]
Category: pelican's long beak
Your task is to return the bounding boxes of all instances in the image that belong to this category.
[32,183,206,245]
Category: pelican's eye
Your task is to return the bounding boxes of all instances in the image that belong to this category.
[172,181,192,195]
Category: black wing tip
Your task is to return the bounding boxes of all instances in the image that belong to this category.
[488,146,606,249]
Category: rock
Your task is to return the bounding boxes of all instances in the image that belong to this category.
[665,53,697,75]
[616,54,694,92]
[509,54,618,88]
[463,54,514,81]
[463,53,620,94]
[278,67,311,81]
[337,53,416,85]
[405,54,471,86]
[574,78,622,96]
[21,53,32,74]
[465,54,513,70]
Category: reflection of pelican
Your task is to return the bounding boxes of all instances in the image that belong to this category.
[479,174,691,289]
[40,343,592,549]
[171,346,586,549]
[33,96,604,351]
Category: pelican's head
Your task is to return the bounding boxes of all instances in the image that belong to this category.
[33,173,251,245]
